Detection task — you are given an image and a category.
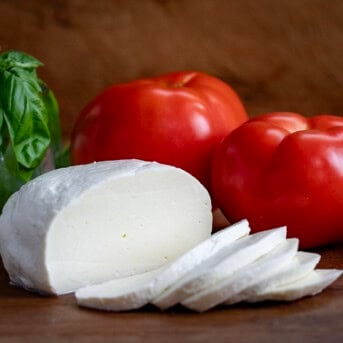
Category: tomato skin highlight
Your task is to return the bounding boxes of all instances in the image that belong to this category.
[211,112,343,249]
[71,71,248,190]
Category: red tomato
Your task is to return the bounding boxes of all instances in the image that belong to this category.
[211,112,343,248]
[71,71,247,190]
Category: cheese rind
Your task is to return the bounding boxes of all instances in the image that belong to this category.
[0,160,212,295]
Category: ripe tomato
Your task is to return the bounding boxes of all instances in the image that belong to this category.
[211,112,343,248]
[71,71,247,190]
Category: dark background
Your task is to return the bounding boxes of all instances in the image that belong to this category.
[1,0,342,139]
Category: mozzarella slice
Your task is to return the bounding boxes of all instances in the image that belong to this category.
[152,227,287,310]
[248,269,342,302]
[150,219,250,297]
[0,160,212,295]
[181,238,298,312]
[76,268,163,311]
[76,220,250,311]
[223,251,320,305]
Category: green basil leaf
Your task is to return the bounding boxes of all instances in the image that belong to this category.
[40,84,70,168]
[0,50,69,209]
[0,63,50,171]
[3,139,33,181]
[41,84,64,166]
[0,51,42,76]
[0,150,25,211]
[0,108,3,129]
[0,107,4,148]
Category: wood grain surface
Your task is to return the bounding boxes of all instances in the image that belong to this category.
[0,245,342,342]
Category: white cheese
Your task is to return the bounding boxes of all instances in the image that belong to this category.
[75,224,341,312]
[224,251,320,305]
[181,238,298,312]
[247,269,342,302]
[76,268,163,311]
[0,159,212,295]
[76,220,250,311]
[152,227,287,310]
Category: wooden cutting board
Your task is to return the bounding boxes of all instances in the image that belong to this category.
[0,245,342,342]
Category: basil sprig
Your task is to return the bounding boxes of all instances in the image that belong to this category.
[0,51,69,210]
[0,51,64,181]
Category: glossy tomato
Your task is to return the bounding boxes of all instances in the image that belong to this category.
[71,71,247,190]
[211,112,343,248]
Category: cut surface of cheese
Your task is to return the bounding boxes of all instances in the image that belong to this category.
[76,268,163,311]
[152,227,287,310]
[0,160,212,295]
[247,269,342,302]
[224,251,320,305]
[148,219,250,298]
[76,220,250,311]
[181,238,298,312]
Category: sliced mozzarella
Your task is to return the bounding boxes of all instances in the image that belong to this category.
[0,160,212,295]
[247,269,343,302]
[181,238,298,312]
[76,268,163,311]
[224,251,320,305]
[248,269,342,302]
[153,227,287,310]
[150,219,250,296]
[76,220,250,311]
